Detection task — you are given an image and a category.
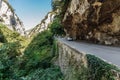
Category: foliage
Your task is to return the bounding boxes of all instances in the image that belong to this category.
[50,18,65,36]
[24,30,53,70]
[0,42,22,80]
[0,30,7,43]
[0,24,20,42]
[0,42,21,55]
[51,0,70,12]
[86,54,119,80]
[0,24,30,79]
[61,0,71,13]
[0,24,29,51]
[0,25,63,79]
[52,0,71,18]
[24,66,63,80]
[0,0,66,79]
[24,30,53,55]
[51,0,70,36]
[22,30,63,79]
[52,0,63,11]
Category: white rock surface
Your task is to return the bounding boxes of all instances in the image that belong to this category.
[28,12,56,37]
[0,0,25,35]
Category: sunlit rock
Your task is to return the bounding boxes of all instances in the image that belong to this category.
[0,0,26,36]
[28,12,57,37]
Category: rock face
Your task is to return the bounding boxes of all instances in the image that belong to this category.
[62,0,120,45]
[0,0,26,35]
[28,12,56,37]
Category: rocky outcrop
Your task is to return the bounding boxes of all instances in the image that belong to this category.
[28,12,57,37]
[0,0,26,35]
[62,0,120,45]
[28,0,63,37]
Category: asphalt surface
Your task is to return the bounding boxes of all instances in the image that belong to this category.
[57,38,120,67]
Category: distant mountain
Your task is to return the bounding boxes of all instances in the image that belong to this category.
[27,0,63,37]
[0,0,26,36]
[27,11,57,37]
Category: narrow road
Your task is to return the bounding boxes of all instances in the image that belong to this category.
[57,38,120,67]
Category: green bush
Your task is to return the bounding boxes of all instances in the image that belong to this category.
[0,30,7,43]
[0,24,28,51]
[23,30,53,72]
[24,30,53,55]
[86,54,119,80]
[25,66,63,80]
[0,42,21,55]
[50,18,65,36]
[0,24,64,79]
[52,0,62,11]
[0,24,21,42]
[0,42,22,80]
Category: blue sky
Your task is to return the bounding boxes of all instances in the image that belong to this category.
[9,0,52,30]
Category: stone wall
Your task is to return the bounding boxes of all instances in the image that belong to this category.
[55,41,120,80]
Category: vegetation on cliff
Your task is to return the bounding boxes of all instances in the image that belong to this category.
[0,0,120,80]
[86,54,120,80]
[0,24,63,80]
[0,1,65,78]
[50,17,65,36]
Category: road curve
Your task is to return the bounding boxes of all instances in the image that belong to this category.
[57,38,120,67]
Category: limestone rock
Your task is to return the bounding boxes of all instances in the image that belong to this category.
[28,11,57,37]
[0,0,26,35]
[62,0,120,45]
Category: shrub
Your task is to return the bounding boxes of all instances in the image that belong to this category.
[52,0,62,11]
[0,24,64,79]
[24,30,53,55]
[23,30,54,73]
[50,18,65,36]
[0,42,21,79]
[86,54,119,80]
[0,30,7,43]
[25,66,63,80]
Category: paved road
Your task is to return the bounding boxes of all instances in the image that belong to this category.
[57,38,120,67]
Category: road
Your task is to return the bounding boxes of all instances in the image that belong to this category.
[57,38,120,67]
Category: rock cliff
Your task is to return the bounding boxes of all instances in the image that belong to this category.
[0,0,26,35]
[28,12,57,37]
[62,0,120,45]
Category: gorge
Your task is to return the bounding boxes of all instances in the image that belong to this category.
[0,0,120,80]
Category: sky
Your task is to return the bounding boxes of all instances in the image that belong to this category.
[9,0,52,30]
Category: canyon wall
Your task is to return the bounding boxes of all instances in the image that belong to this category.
[28,12,57,37]
[62,0,120,45]
[0,0,25,35]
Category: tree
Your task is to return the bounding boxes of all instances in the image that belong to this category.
[50,18,65,36]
